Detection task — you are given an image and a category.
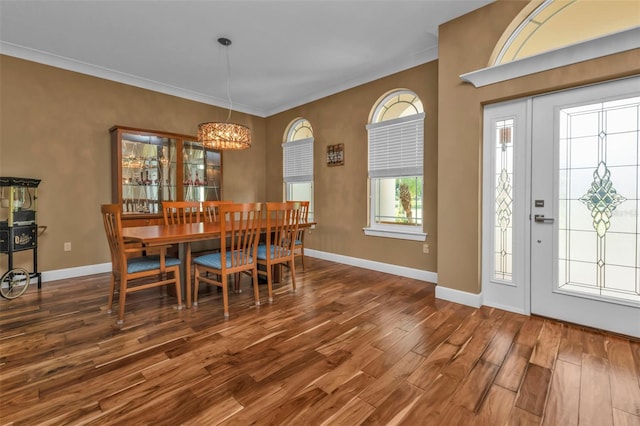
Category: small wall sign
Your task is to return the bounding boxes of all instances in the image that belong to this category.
[326,143,344,167]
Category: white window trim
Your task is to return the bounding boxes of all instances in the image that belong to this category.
[365,112,425,241]
[363,226,427,241]
[460,27,640,88]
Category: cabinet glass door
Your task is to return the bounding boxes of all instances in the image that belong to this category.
[183,142,221,202]
[121,133,176,213]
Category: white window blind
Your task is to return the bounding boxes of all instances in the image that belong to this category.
[366,113,424,178]
[283,137,313,182]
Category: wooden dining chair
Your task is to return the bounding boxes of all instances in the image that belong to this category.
[202,200,234,223]
[290,200,309,272]
[162,201,201,225]
[101,204,182,324]
[192,203,263,317]
[257,201,301,303]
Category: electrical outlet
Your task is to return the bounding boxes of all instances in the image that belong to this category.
[64,242,72,252]
[423,243,429,254]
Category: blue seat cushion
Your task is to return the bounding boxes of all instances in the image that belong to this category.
[194,250,253,269]
[257,244,291,260]
[127,255,181,274]
[294,239,303,246]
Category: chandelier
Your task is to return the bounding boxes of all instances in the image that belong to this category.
[197,37,252,150]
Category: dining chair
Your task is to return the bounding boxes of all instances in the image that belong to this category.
[162,201,201,225]
[101,204,182,324]
[202,200,234,223]
[192,203,263,317]
[257,201,301,303]
[290,200,310,272]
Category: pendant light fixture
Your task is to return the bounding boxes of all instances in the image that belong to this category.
[197,37,252,150]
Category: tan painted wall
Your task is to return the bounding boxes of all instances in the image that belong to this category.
[265,62,438,272]
[437,0,640,294]
[0,56,266,272]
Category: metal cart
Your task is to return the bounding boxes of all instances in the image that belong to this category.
[0,177,42,299]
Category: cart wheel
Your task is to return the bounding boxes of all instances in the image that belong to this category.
[0,268,31,299]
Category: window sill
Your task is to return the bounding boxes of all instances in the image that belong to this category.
[363,227,427,241]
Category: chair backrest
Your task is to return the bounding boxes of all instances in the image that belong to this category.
[202,200,234,223]
[290,200,309,224]
[162,201,201,225]
[220,203,262,269]
[264,202,301,260]
[101,204,126,274]
[289,200,309,243]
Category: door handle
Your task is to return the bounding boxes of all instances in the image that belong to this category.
[534,214,554,223]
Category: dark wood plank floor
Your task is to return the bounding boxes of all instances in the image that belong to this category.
[1,257,639,425]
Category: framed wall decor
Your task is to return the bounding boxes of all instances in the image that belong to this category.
[326,143,344,166]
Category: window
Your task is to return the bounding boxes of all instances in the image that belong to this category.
[364,90,426,241]
[283,118,314,220]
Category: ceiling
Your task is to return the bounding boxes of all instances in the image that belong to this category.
[0,0,493,117]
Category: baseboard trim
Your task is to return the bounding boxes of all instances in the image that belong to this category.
[435,285,482,308]
[39,251,437,287]
[42,263,112,282]
[305,249,437,283]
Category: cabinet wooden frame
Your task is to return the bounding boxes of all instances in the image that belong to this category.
[110,125,223,226]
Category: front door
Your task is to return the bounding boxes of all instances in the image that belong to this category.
[530,76,640,337]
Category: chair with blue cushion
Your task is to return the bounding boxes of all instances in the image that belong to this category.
[257,201,301,303]
[101,204,182,325]
[202,200,234,223]
[290,200,309,271]
[162,201,201,225]
[192,203,262,317]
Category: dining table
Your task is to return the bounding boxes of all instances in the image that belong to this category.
[122,220,315,308]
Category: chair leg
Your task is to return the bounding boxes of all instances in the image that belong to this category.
[193,264,200,307]
[301,247,305,272]
[234,273,242,293]
[289,260,296,292]
[173,268,183,310]
[221,274,229,318]
[117,278,127,325]
[107,273,116,314]
[252,267,260,306]
[266,264,273,303]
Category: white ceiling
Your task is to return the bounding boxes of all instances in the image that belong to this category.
[0,0,493,117]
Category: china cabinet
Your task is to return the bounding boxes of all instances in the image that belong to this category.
[110,126,222,225]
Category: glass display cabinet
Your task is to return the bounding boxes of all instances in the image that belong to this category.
[110,126,222,225]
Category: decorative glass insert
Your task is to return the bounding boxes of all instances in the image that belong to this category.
[494,119,514,281]
[558,96,639,304]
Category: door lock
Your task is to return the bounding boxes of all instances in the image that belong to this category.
[534,214,554,223]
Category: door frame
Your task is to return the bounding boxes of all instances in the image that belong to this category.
[482,99,531,315]
[482,77,640,337]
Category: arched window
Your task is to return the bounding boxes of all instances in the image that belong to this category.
[462,0,639,87]
[283,118,314,219]
[364,89,426,241]
[492,0,639,66]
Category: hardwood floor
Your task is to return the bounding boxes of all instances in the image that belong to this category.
[1,257,639,425]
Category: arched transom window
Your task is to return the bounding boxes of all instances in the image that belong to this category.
[493,0,639,66]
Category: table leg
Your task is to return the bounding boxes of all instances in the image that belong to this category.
[185,242,192,308]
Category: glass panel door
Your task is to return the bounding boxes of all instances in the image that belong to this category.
[530,77,640,338]
[183,142,221,202]
[121,133,176,214]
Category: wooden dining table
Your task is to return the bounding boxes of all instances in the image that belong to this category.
[122,220,315,309]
